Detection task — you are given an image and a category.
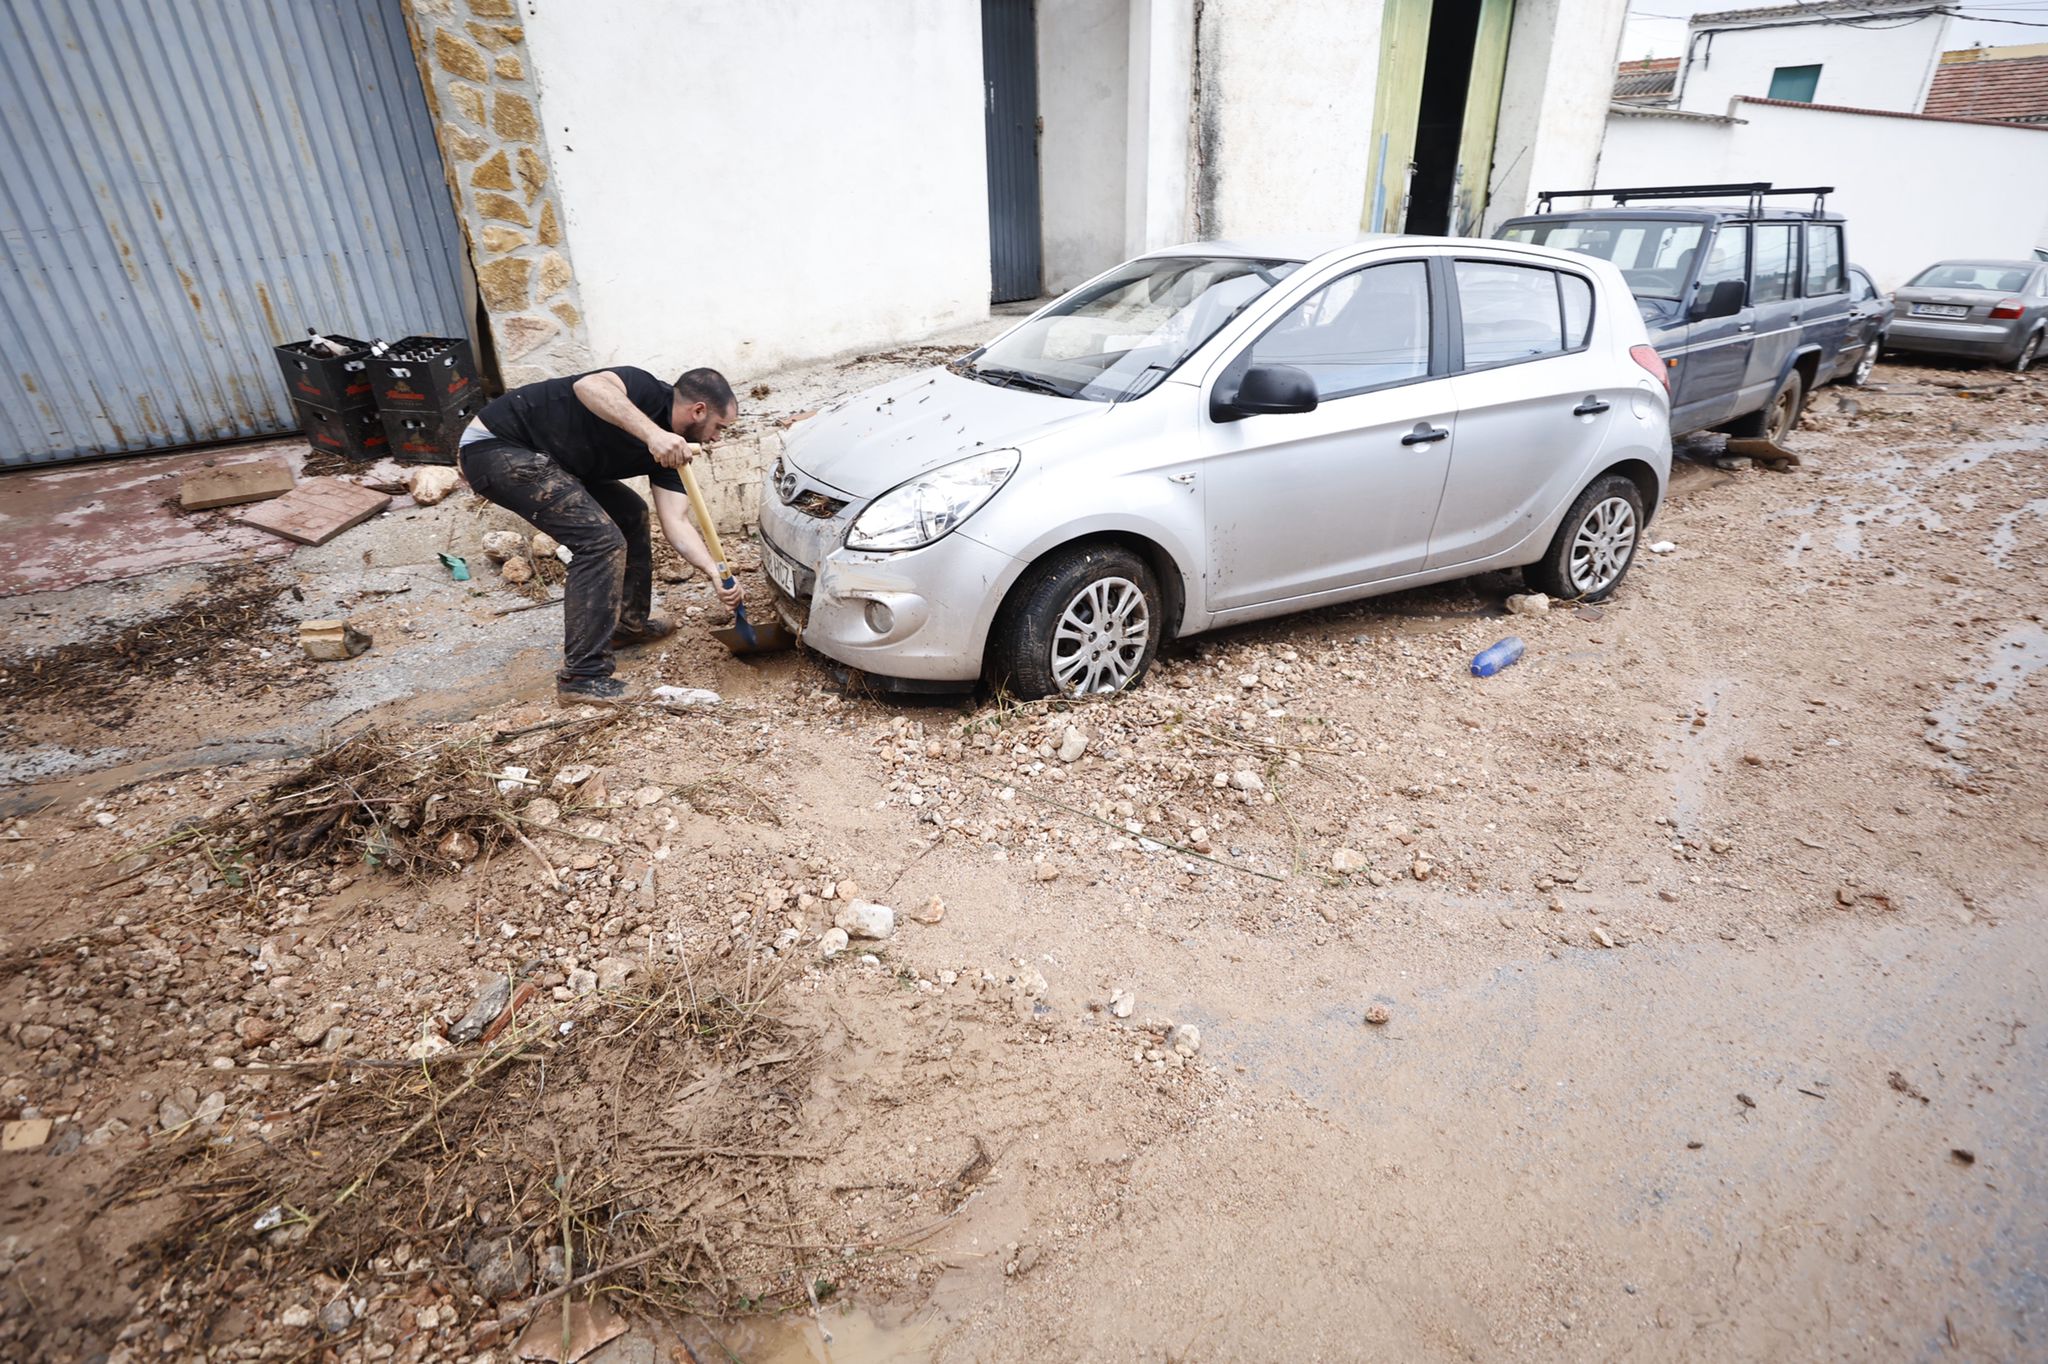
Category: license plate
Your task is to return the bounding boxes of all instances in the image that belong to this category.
[1912,304,1968,318]
[765,546,798,597]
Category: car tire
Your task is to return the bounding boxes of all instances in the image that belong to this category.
[988,544,1162,700]
[1525,474,1646,603]
[1848,336,1881,387]
[1727,369,1806,443]
[2015,330,2043,373]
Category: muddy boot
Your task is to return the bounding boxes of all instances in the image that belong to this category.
[556,675,636,708]
[610,617,675,650]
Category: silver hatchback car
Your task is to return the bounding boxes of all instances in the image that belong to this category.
[757,235,1672,698]
[1889,260,2048,371]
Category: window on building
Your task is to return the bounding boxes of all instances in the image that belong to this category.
[1768,64,1822,102]
[1752,225,1797,303]
[1247,261,1432,399]
[1805,225,1845,296]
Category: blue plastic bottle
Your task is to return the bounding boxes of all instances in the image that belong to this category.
[1471,636,1525,678]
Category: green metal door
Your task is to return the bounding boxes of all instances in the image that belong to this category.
[1452,0,1514,234]
[1364,0,1433,233]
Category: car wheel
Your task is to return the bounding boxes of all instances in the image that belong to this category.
[988,544,1162,700]
[1849,337,1881,386]
[1762,370,1806,443]
[2016,331,2043,373]
[1525,474,1645,603]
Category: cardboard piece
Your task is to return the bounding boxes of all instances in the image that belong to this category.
[3,1118,53,1152]
[512,1298,627,1362]
[240,477,392,546]
[179,458,297,511]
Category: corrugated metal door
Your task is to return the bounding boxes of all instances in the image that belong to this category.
[0,0,469,467]
[981,0,1041,304]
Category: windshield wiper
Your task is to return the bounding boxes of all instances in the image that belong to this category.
[967,364,1072,398]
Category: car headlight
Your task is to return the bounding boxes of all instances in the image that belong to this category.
[845,449,1019,552]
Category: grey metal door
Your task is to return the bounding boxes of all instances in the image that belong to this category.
[981,0,1041,305]
[0,0,470,467]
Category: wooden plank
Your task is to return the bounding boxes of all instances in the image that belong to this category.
[239,477,392,546]
[179,457,296,511]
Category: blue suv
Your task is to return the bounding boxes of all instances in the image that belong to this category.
[1498,184,1865,443]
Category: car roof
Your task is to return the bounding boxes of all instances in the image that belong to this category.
[1922,258,2040,270]
[1504,207,1844,224]
[1145,233,1603,267]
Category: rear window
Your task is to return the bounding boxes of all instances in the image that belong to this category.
[1910,263,2032,292]
[1498,218,1703,301]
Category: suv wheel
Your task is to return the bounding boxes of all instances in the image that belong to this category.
[1727,369,1806,444]
[1526,474,1645,603]
[988,544,1161,700]
[2016,331,2042,373]
[1849,337,1881,386]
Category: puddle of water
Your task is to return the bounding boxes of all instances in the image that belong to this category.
[1823,425,2046,563]
[1928,622,2048,758]
[1670,679,1730,833]
[1783,530,1813,566]
[1990,498,2048,569]
[680,1303,939,1363]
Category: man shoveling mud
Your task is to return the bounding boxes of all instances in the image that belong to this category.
[459,367,744,706]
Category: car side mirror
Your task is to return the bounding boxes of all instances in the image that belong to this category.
[1690,278,1747,322]
[1211,364,1319,422]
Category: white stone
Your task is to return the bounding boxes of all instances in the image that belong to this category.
[480,530,526,562]
[567,968,598,995]
[834,900,896,940]
[1166,1023,1202,1058]
[1057,727,1089,763]
[1229,770,1264,794]
[1505,592,1550,617]
[819,928,850,960]
[1330,847,1368,874]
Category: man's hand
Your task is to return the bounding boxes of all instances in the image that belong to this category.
[712,574,745,610]
[646,431,697,469]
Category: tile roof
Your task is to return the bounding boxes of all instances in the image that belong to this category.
[1613,57,1679,104]
[1692,0,1939,24]
[1924,50,2048,125]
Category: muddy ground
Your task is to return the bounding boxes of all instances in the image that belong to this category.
[2,359,2045,1363]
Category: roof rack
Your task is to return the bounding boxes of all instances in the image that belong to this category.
[1535,182,1834,217]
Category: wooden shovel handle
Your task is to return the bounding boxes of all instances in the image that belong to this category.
[673,449,729,570]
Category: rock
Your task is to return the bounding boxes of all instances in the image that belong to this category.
[1411,860,1434,882]
[632,785,665,807]
[834,901,896,940]
[567,968,598,995]
[594,957,635,991]
[500,555,534,584]
[1715,456,1754,471]
[466,1235,533,1300]
[292,1012,338,1047]
[553,763,595,789]
[913,896,946,925]
[1330,848,1368,874]
[157,1096,193,1129]
[496,765,532,796]
[299,619,371,662]
[480,530,526,561]
[279,1305,314,1329]
[651,685,722,711]
[530,532,561,559]
[448,976,512,1045]
[1166,1023,1201,1058]
[438,828,479,863]
[1709,837,1732,854]
[1648,540,1677,554]
[1506,592,1550,617]
[1109,989,1135,1020]
[1033,862,1059,883]
[1363,1004,1391,1026]
[408,466,462,505]
[193,1092,226,1127]
[317,1299,355,1335]
[1657,888,1680,903]
[819,928,850,960]
[1228,770,1264,794]
[523,796,562,827]
[1591,926,1616,948]
[17,1024,54,1048]
[1057,727,1089,763]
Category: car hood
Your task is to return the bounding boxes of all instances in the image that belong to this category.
[782,368,1101,499]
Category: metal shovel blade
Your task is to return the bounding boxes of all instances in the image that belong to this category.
[712,604,794,656]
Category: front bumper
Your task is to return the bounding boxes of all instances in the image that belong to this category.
[756,474,1018,684]
[1888,318,2025,361]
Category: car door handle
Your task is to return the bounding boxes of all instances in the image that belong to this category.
[1737,323,1754,333]
[1167,472,1195,487]
[1573,397,1611,416]
[1401,424,1450,446]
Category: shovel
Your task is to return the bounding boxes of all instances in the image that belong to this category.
[675,454,794,656]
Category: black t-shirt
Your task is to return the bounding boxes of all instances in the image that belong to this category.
[479,366,684,493]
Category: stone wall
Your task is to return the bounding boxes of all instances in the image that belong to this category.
[401,0,593,388]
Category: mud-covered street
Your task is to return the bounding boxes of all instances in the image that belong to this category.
[3,361,2045,1362]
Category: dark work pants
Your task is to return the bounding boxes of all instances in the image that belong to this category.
[459,438,652,682]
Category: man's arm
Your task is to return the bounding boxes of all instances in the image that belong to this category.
[651,485,744,608]
[572,371,692,465]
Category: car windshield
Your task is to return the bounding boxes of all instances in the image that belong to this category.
[958,255,1299,402]
[1498,219,1706,300]
[1909,263,2032,292]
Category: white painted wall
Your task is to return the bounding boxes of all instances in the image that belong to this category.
[519,1,990,380]
[1038,0,1130,292]
[1486,0,1633,232]
[1601,102,2048,289]
[1195,0,1384,238]
[1676,12,1950,115]
[1125,0,1194,255]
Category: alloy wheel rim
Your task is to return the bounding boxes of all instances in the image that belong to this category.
[1568,497,1637,595]
[1050,576,1150,696]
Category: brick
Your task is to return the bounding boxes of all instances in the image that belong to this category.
[241,479,391,546]
[179,457,295,510]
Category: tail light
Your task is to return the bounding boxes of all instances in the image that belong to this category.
[1990,298,2025,319]
[1631,343,1670,395]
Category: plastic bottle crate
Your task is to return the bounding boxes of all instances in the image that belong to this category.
[293,397,390,461]
[368,335,481,415]
[379,391,484,464]
[273,335,373,409]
